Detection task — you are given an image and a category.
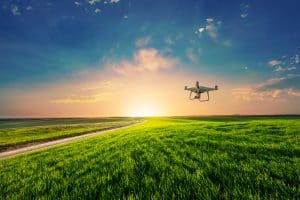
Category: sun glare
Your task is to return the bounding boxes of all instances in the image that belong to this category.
[128,103,162,117]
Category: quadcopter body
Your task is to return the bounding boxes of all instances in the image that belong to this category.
[184,81,218,101]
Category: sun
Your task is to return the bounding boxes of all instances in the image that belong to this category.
[128,103,162,117]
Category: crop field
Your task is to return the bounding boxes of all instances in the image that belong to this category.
[0,117,299,199]
[0,117,140,151]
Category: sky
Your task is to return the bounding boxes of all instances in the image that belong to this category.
[0,0,300,117]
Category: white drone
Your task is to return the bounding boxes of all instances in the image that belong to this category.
[184,81,218,102]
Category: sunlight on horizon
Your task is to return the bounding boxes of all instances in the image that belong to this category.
[127,102,164,117]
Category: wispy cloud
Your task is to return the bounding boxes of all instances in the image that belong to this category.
[94,8,101,14]
[51,93,111,104]
[240,3,249,19]
[241,13,248,18]
[11,5,20,16]
[104,0,121,4]
[222,40,232,47]
[164,37,174,45]
[205,24,217,39]
[295,54,299,64]
[206,18,214,23]
[186,48,201,62]
[74,1,81,6]
[268,59,281,66]
[26,6,32,10]
[274,66,296,72]
[197,18,221,40]
[112,48,178,75]
[135,36,151,47]
[88,0,100,5]
[233,74,300,100]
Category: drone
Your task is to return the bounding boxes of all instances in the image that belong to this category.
[184,81,218,102]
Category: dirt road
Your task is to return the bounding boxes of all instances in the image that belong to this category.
[0,121,144,159]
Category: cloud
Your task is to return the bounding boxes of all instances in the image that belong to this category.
[165,37,174,45]
[94,8,101,14]
[233,74,300,101]
[288,66,297,70]
[186,48,198,62]
[275,66,296,72]
[205,24,217,39]
[26,6,33,11]
[88,0,100,5]
[104,0,121,4]
[240,4,249,19]
[11,5,20,16]
[135,36,151,47]
[51,93,111,104]
[268,59,281,66]
[197,18,220,40]
[112,48,178,75]
[241,13,248,18]
[206,18,214,23]
[74,1,81,6]
[295,54,299,64]
[274,66,284,72]
[222,40,232,47]
[198,27,205,33]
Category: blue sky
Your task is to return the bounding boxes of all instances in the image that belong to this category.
[0,0,300,116]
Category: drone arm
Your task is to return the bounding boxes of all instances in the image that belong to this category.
[189,91,193,100]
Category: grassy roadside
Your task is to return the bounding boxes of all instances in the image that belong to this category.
[0,117,299,199]
[0,118,141,151]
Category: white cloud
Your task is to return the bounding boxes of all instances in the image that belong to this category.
[197,18,223,40]
[124,15,128,19]
[275,66,296,72]
[112,48,178,75]
[205,24,217,39]
[241,13,248,18]
[206,18,214,23]
[275,66,284,72]
[287,66,297,70]
[295,54,299,64]
[135,36,151,47]
[104,0,121,4]
[26,6,32,11]
[240,4,249,19]
[11,5,20,16]
[165,37,174,45]
[88,0,100,5]
[268,60,281,66]
[94,8,101,13]
[198,27,205,33]
[74,1,82,6]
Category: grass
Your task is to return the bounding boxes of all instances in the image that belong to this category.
[0,117,140,151]
[0,117,299,199]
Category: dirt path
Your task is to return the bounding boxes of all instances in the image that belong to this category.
[0,121,144,159]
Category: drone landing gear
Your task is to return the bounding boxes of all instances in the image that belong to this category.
[189,91,209,101]
[199,92,209,102]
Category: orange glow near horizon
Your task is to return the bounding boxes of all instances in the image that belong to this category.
[126,101,165,117]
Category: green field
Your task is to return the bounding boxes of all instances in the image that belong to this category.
[0,117,299,199]
[0,117,140,151]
